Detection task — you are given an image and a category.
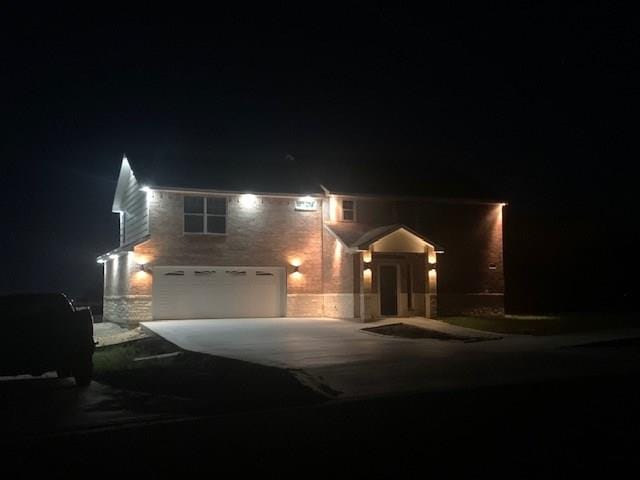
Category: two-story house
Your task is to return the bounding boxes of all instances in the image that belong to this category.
[98,156,506,326]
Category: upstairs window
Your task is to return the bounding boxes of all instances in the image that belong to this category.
[341,199,355,222]
[184,196,227,234]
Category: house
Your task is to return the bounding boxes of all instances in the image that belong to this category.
[98,156,505,326]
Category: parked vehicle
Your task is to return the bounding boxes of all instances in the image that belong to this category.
[0,293,95,386]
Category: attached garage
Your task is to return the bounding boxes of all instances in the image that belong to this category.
[152,266,286,320]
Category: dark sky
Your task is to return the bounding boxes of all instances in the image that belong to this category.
[1,4,638,311]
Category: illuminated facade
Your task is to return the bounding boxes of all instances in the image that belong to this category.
[98,156,505,325]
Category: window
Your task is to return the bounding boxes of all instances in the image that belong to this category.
[184,196,227,234]
[341,199,355,222]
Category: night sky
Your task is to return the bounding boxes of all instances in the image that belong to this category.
[1,5,638,312]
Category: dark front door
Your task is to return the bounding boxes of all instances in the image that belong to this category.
[379,265,398,316]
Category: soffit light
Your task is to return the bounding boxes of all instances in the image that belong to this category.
[239,193,258,208]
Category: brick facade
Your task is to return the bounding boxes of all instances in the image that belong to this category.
[102,184,505,325]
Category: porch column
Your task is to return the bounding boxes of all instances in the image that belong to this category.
[425,245,438,317]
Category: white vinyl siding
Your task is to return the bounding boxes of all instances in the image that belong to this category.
[118,168,149,245]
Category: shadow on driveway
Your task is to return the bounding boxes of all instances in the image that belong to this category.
[1,335,327,438]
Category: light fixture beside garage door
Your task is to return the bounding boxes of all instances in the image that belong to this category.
[289,258,302,278]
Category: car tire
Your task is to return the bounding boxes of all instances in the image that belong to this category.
[73,361,93,387]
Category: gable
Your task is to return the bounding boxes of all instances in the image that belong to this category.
[112,156,137,213]
[111,156,149,246]
[371,228,431,253]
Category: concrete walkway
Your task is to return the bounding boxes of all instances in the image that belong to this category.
[142,317,640,398]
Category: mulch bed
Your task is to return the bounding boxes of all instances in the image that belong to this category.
[362,323,501,343]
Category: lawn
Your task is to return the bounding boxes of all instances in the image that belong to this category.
[438,313,639,336]
[93,335,326,414]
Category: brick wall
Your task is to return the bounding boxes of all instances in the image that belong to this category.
[104,189,506,325]
[322,227,356,318]
[108,190,325,324]
[338,197,505,316]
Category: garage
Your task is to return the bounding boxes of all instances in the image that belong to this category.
[152,266,286,320]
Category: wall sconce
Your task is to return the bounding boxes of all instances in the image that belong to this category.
[289,257,302,275]
[362,250,372,264]
[427,262,437,271]
[363,267,372,289]
[138,263,149,273]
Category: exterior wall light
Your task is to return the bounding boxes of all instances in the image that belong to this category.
[427,262,437,271]
[239,193,258,208]
[141,186,151,193]
[139,263,149,273]
[289,259,302,276]
[362,249,372,264]
[362,268,373,293]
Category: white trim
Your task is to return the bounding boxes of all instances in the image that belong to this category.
[146,185,324,200]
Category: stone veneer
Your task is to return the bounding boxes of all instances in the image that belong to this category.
[103,295,152,326]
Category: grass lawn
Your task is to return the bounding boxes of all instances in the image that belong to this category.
[438,313,639,336]
[93,335,326,414]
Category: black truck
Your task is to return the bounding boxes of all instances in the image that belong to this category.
[0,293,95,386]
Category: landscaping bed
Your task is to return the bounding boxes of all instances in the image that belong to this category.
[362,323,500,342]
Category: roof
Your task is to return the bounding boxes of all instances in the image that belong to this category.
[325,223,444,251]
[127,156,324,196]
[118,155,505,203]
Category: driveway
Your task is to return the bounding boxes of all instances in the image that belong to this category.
[142,317,640,397]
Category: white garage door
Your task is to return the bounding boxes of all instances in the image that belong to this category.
[152,266,286,320]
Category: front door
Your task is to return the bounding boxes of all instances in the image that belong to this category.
[379,265,398,316]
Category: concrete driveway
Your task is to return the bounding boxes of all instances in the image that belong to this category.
[142,317,640,398]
